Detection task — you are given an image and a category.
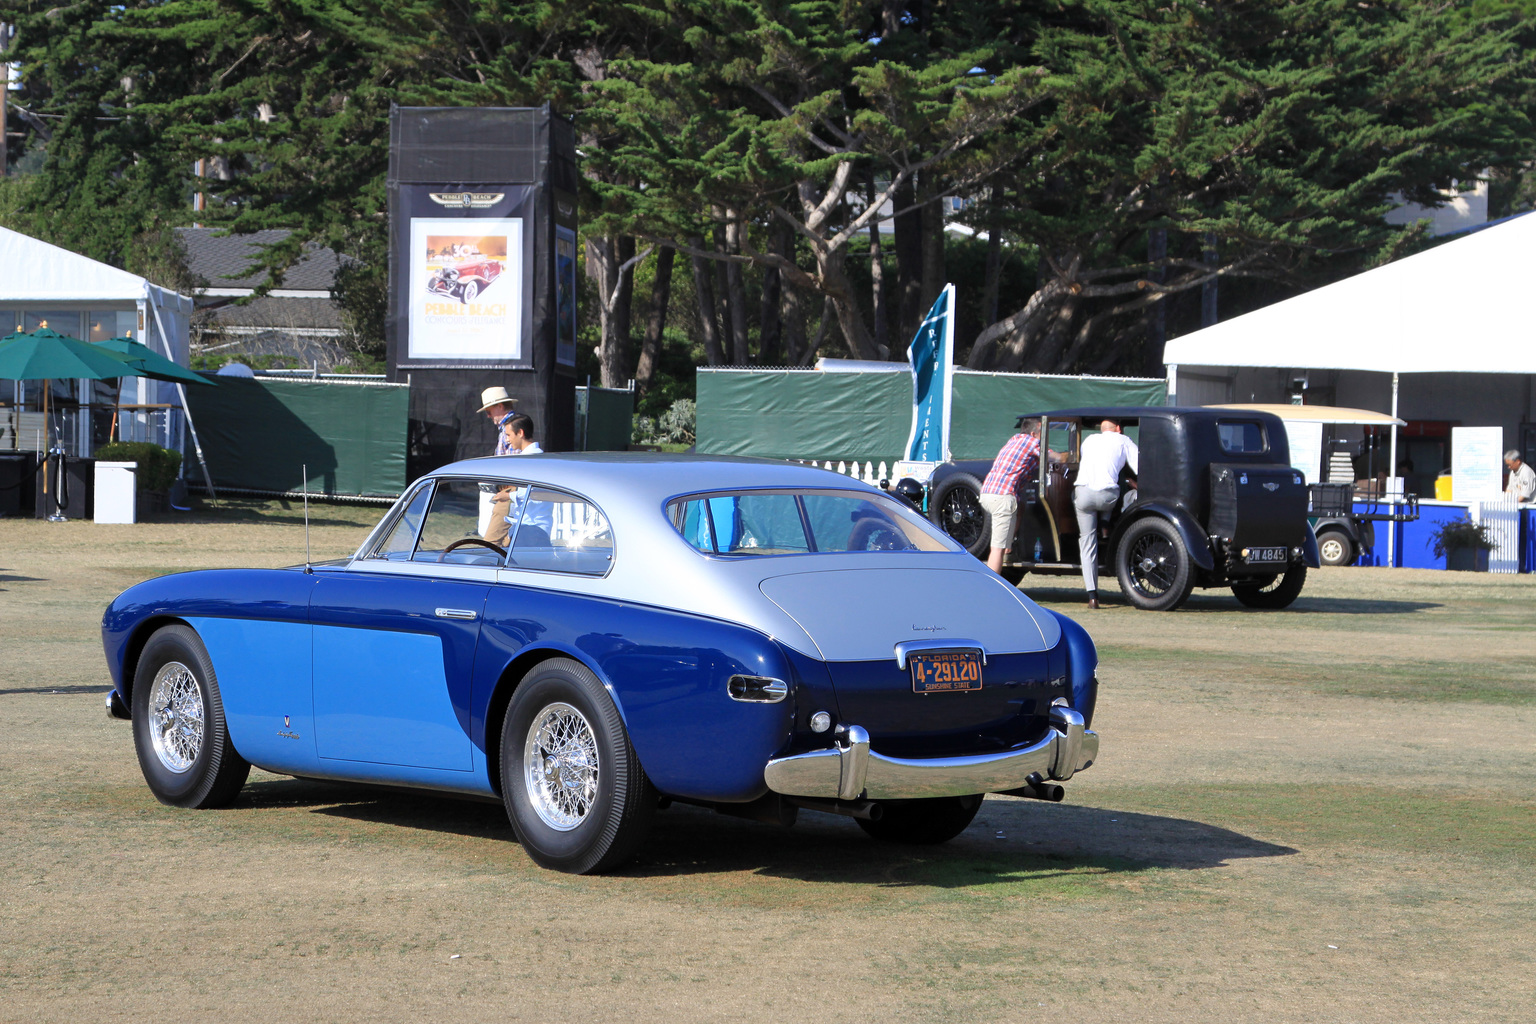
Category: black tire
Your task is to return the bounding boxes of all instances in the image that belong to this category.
[856,795,983,845]
[999,566,1027,585]
[1232,564,1307,609]
[461,279,480,304]
[500,658,655,874]
[130,624,250,809]
[1316,529,1354,567]
[1116,517,1195,611]
[929,472,990,557]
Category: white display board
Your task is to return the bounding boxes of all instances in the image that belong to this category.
[1451,426,1504,502]
[408,218,523,360]
[1283,421,1324,484]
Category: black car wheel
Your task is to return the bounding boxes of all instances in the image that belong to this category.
[848,516,911,551]
[856,795,983,845]
[1316,529,1354,567]
[929,472,990,557]
[501,657,655,874]
[1116,517,1195,611]
[131,624,250,809]
[1232,564,1307,609]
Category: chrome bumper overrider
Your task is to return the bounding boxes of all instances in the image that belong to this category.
[763,706,1099,801]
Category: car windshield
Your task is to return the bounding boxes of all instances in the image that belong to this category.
[666,489,957,556]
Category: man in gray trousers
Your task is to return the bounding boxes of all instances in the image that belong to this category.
[1074,418,1139,608]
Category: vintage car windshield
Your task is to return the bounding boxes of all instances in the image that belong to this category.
[363,477,614,576]
[667,488,957,556]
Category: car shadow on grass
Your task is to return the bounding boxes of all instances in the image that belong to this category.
[242,778,1294,887]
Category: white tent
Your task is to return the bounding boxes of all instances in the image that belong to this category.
[1,225,197,458]
[1163,211,1536,375]
[1165,211,1536,562]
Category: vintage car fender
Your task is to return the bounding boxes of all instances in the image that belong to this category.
[1047,609,1098,728]
[1302,522,1322,569]
[1113,500,1216,571]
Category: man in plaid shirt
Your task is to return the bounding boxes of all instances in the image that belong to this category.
[980,417,1052,574]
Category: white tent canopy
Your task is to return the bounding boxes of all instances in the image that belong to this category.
[1163,211,1536,375]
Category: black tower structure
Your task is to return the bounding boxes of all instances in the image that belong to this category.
[387,105,579,477]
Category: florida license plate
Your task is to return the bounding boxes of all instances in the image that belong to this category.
[909,651,984,694]
[1248,546,1287,562]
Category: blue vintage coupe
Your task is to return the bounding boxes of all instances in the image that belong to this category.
[103,455,1101,873]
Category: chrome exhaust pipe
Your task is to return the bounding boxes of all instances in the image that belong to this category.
[996,772,1064,802]
[785,796,884,822]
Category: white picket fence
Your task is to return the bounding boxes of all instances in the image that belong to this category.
[793,459,900,485]
[1471,499,1521,574]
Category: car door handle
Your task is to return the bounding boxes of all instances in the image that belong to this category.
[434,608,478,621]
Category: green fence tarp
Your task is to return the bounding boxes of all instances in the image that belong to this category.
[697,368,1167,462]
[184,377,409,497]
[576,385,635,451]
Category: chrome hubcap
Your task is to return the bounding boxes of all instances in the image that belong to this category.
[523,703,599,831]
[148,661,203,773]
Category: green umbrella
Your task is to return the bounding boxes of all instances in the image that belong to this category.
[0,326,149,381]
[0,326,148,515]
[94,337,214,387]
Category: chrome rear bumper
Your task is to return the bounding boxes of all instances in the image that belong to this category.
[763,706,1098,801]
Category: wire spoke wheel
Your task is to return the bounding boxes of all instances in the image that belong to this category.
[523,702,600,832]
[1127,532,1178,596]
[148,660,204,774]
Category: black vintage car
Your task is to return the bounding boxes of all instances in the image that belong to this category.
[908,407,1321,611]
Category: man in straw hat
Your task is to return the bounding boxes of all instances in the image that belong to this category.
[477,386,519,455]
[477,386,521,545]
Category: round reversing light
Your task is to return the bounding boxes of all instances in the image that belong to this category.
[809,711,833,733]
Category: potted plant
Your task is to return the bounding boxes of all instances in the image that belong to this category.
[1427,515,1496,571]
[92,441,183,514]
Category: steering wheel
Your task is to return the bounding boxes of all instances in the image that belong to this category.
[438,537,507,561]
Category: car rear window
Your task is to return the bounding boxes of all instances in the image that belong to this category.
[1218,420,1267,454]
[667,489,956,556]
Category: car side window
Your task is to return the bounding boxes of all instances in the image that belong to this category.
[412,478,510,565]
[1218,421,1267,454]
[369,483,434,560]
[508,487,614,575]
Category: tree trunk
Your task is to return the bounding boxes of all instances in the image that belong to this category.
[614,235,635,371]
[814,244,881,360]
[724,217,751,363]
[688,235,725,366]
[892,176,924,343]
[982,184,1003,326]
[868,170,889,357]
[711,223,735,362]
[782,278,807,365]
[920,183,946,314]
[968,275,1070,370]
[636,246,674,394]
[758,220,789,365]
[584,236,625,388]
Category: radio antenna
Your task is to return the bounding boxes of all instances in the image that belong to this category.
[303,464,312,574]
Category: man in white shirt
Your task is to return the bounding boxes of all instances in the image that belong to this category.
[484,414,545,545]
[1074,418,1139,608]
[1505,450,1535,502]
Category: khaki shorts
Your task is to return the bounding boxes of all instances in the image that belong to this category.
[978,492,1018,550]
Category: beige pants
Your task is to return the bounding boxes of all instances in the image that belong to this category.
[484,491,512,545]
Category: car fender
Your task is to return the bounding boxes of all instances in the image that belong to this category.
[1302,522,1321,569]
[1114,500,1215,571]
[1046,610,1098,728]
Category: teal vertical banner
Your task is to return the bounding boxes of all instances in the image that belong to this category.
[904,284,956,462]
